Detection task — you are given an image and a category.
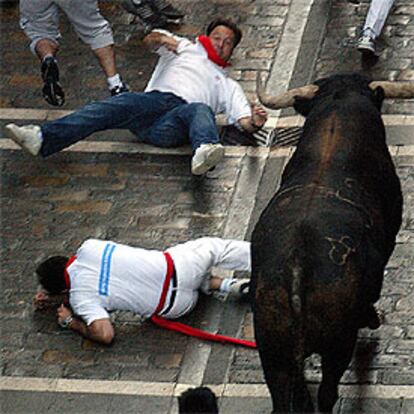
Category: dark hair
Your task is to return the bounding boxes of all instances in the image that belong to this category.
[36,256,69,294]
[206,18,242,48]
[178,387,218,413]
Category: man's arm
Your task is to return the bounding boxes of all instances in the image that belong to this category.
[238,104,268,133]
[57,304,115,345]
[143,31,179,53]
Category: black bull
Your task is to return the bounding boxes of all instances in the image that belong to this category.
[251,74,403,413]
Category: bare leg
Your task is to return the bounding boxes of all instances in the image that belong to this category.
[93,44,116,77]
[34,39,59,61]
[34,39,65,106]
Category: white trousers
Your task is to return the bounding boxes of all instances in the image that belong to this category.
[363,0,395,38]
[164,237,251,318]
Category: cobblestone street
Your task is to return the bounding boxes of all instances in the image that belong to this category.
[1,0,413,413]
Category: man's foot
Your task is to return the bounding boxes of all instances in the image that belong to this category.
[110,80,130,96]
[152,0,185,21]
[41,56,65,106]
[5,123,42,156]
[357,32,376,55]
[122,0,168,30]
[227,279,250,301]
[191,143,224,175]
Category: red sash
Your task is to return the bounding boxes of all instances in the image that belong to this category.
[150,252,256,349]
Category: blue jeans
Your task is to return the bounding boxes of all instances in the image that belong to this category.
[40,91,220,157]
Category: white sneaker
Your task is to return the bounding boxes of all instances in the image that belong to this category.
[5,123,42,156]
[357,34,376,55]
[227,278,250,300]
[191,143,224,175]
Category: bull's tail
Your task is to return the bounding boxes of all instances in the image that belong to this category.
[287,246,313,412]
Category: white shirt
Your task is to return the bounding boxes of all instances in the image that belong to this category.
[67,239,167,325]
[145,30,251,125]
[67,237,252,324]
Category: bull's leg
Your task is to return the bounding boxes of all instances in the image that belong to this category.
[318,331,357,413]
[258,347,314,413]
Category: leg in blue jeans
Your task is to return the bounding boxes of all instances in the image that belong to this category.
[140,102,220,151]
[40,91,185,156]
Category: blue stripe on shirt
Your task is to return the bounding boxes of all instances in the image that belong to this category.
[99,243,116,296]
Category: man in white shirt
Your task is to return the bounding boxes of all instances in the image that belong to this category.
[6,18,268,175]
[34,237,251,345]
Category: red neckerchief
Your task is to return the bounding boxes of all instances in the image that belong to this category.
[63,255,77,290]
[198,35,231,68]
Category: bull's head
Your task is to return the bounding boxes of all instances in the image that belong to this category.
[257,73,414,116]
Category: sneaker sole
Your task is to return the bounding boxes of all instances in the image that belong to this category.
[191,146,225,175]
[357,45,376,55]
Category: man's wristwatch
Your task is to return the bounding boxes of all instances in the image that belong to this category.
[59,315,74,329]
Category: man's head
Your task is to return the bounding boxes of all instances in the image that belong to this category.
[36,256,68,294]
[178,386,218,413]
[206,18,242,61]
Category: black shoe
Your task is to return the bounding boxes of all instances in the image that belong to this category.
[152,0,185,20]
[41,57,65,106]
[110,81,130,96]
[122,0,168,30]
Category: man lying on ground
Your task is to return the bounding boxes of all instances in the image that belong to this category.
[34,237,251,345]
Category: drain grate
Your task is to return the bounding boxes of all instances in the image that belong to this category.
[266,126,303,147]
[221,125,303,148]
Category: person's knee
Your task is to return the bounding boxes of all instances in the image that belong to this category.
[33,38,60,56]
[188,102,214,115]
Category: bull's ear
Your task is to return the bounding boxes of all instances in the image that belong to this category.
[372,86,385,110]
[293,96,313,116]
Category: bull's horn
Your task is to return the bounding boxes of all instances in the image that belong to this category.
[369,81,414,99]
[256,72,319,109]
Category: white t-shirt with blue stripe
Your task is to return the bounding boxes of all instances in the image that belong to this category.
[67,239,167,325]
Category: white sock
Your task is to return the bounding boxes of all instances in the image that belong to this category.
[107,73,122,89]
[219,278,236,293]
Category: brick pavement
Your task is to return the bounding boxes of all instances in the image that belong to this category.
[0,146,254,380]
[1,0,414,413]
[0,0,290,110]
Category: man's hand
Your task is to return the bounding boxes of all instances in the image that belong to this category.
[143,32,179,54]
[160,36,179,53]
[238,104,269,133]
[33,291,67,311]
[57,304,72,325]
[251,104,268,129]
[33,291,51,311]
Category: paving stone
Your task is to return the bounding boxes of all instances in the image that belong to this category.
[1,390,57,414]
[401,399,414,414]
[380,369,414,385]
[219,396,273,413]
[339,398,403,414]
